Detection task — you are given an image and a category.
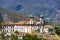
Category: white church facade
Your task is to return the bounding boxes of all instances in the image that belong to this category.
[0,15,53,36]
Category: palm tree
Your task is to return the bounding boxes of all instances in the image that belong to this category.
[13,31,19,40]
[14,31,19,36]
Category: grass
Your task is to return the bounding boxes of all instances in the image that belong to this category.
[53,34,60,40]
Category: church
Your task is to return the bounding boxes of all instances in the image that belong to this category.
[0,15,53,36]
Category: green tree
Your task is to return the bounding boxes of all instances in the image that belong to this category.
[0,19,5,40]
[44,21,52,25]
[14,31,19,36]
[1,32,5,40]
[0,19,5,32]
[11,34,18,40]
[54,26,60,36]
[23,34,37,40]
[23,34,46,40]
[38,37,46,40]
[11,34,15,40]
[11,31,19,40]
[48,28,54,35]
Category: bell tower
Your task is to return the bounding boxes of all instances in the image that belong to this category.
[29,15,34,24]
[29,15,34,33]
[40,14,44,33]
[40,15,44,24]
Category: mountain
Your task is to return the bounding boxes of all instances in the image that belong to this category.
[0,0,60,18]
[0,0,60,24]
[52,10,60,25]
[0,8,60,25]
[0,8,30,23]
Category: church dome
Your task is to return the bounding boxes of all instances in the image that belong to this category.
[40,14,44,18]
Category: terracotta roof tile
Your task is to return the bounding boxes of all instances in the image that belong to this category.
[15,21,30,24]
[5,21,30,25]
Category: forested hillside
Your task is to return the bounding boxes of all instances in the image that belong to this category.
[0,8,29,22]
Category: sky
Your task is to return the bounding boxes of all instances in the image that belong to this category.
[0,0,60,17]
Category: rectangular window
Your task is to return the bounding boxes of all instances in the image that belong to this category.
[19,28,23,32]
[7,30,8,32]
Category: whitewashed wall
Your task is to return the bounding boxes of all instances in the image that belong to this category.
[14,25,32,33]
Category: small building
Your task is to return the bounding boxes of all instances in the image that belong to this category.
[44,25,54,33]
